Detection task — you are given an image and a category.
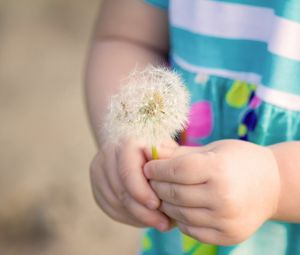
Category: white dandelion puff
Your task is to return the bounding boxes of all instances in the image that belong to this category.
[103,66,190,149]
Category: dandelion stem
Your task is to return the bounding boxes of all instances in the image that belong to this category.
[151,146,159,160]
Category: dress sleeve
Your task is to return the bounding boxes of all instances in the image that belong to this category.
[144,0,169,10]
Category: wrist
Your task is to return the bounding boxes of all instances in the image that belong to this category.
[266,146,282,221]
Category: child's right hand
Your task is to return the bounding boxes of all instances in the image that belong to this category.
[90,138,171,231]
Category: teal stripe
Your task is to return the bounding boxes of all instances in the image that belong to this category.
[274,0,300,23]
[144,0,169,9]
[215,0,271,8]
[262,53,300,95]
[171,27,266,74]
[172,27,300,95]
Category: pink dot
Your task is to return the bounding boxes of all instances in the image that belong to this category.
[186,101,213,138]
[249,96,262,109]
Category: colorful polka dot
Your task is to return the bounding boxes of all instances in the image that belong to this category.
[186,101,213,138]
[238,124,248,136]
[249,95,262,109]
[226,81,252,108]
[142,234,152,251]
[242,110,258,131]
[181,234,217,255]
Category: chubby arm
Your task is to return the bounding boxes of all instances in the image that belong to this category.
[270,142,300,222]
[85,0,169,145]
[85,0,173,230]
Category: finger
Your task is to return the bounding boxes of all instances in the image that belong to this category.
[103,149,170,230]
[90,154,143,227]
[177,223,226,246]
[101,143,147,216]
[143,139,179,161]
[91,154,127,211]
[103,145,127,201]
[119,191,172,231]
[150,181,212,208]
[91,179,144,227]
[145,144,205,161]
[144,153,210,184]
[117,138,160,209]
[92,153,162,228]
[103,142,171,230]
[160,202,214,228]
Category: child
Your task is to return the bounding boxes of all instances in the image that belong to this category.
[85,0,300,254]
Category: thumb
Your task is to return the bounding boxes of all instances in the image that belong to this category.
[144,141,209,161]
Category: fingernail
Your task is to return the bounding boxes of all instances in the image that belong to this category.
[157,222,168,232]
[146,200,158,210]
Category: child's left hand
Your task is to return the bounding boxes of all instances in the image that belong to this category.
[143,140,281,245]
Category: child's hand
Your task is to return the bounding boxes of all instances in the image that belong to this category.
[90,138,171,231]
[143,140,281,245]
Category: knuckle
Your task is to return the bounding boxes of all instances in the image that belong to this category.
[221,195,241,218]
[169,184,178,201]
[214,184,241,218]
[111,199,125,211]
[178,224,191,236]
[217,221,247,245]
[177,207,188,222]
[168,165,177,179]
[92,193,123,222]
[182,228,192,237]
[105,209,126,223]
[119,166,131,183]
[216,217,232,233]
[117,190,128,204]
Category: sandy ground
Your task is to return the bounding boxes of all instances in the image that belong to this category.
[0,1,140,254]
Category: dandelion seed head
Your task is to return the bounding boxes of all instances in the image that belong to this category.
[103,66,190,146]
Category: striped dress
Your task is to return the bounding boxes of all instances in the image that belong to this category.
[140,1,300,255]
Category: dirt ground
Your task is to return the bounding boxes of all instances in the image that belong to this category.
[0,1,140,254]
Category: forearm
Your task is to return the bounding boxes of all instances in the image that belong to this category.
[84,0,169,146]
[269,142,300,222]
[85,40,166,145]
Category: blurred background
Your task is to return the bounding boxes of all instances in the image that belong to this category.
[0,0,139,254]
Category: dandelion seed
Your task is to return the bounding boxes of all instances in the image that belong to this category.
[103,66,190,158]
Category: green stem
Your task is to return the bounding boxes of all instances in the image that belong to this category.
[151,146,159,160]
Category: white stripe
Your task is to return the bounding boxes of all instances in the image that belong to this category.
[174,55,300,111]
[170,0,274,41]
[268,17,300,61]
[170,0,300,61]
[256,85,300,111]
[173,55,262,84]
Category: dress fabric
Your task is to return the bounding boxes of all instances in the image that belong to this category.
[139,0,300,254]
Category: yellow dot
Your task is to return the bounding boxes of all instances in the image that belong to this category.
[226,81,251,108]
[142,235,152,251]
[249,83,257,91]
[238,124,247,136]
